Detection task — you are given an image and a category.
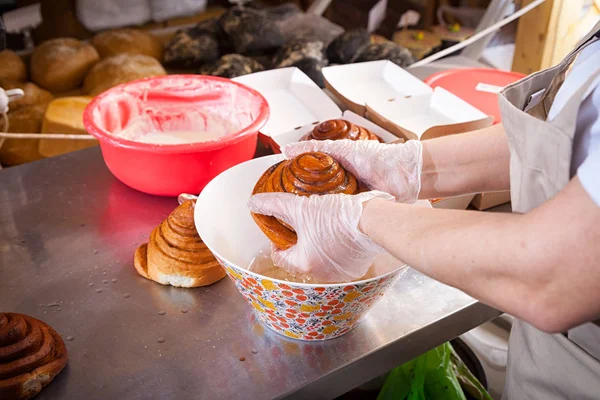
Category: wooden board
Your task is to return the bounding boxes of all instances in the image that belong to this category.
[512,0,585,74]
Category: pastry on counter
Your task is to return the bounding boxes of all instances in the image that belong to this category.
[327,29,370,65]
[0,102,50,166]
[303,119,381,142]
[219,7,284,55]
[134,200,226,288]
[91,29,165,61]
[0,80,53,113]
[30,38,100,93]
[273,39,327,87]
[352,42,416,68]
[164,24,221,68]
[198,54,264,79]
[0,51,27,82]
[0,313,68,400]
[83,53,166,96]
[252,152,363,250]
[39,97,97,158]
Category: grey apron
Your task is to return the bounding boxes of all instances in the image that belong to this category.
[499,21,600,399]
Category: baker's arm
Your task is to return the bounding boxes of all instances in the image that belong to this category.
[419,123,510,199]
[360,177,600,333]
[282,123,510,203]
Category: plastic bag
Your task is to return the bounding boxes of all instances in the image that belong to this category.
[378,343,493,400]
[149,0,207,23]
[76,0,151,31]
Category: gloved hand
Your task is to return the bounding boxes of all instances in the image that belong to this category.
[248,190,394,283]
[282,139,424,203]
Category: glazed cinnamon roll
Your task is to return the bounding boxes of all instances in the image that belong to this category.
[252,152,363,249]
[0,313,68,400]
[134,200,226,287]
[302,119,381,142]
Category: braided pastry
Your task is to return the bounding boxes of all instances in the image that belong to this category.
[0,313,68,400]
[252,152,363,250]
[134,200,226,287]
[302,119,381,142]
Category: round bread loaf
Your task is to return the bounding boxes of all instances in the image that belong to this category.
[0,79,53,113]
[31,38,99,92]
[83,53,166,96]
[0,102,50,166]
[91,29,164,61]
[0,50,27,82]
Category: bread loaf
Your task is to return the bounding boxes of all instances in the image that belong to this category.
[0,80,53,113]
[31,38,100,92]
[0,50,27,82]
[0,102,49,166]
[91,29,164,61]
[39,96,97,158]
[83,53,166,96]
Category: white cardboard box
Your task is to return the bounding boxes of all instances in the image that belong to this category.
[366,87,494,141]
[270,110,402,153]
[233,68,341,140]
[322,60,432,116]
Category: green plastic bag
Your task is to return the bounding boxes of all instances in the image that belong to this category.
[378,343,492,400]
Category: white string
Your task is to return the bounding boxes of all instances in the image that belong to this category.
[409,0,548,68]
[0,132,97,140]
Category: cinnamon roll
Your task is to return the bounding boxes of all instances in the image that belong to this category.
[0,313,68,400]
[302,119,381,142]
[134,200,226,288]
[252,152,363,249]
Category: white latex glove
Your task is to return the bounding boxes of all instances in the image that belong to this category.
[283,139,424,203]
[248,190,394,283]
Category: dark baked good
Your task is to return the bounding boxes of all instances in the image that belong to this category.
[327,29,370,64]
[164,26,220,68]
[303,119,381,141]
[219,7,284,54]
[91,29,164,61]
[134,200,226,287]
[0,313,68,400]
[198,54,264,79]
[273,39,326,68]
[353,42,416,67]
[291,57,327,88]
[273,39,327,87]
[252,152,362,250]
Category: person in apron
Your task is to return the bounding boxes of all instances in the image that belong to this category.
[249,21,600,398]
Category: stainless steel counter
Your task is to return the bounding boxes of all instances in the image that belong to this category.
[0,148,501,400]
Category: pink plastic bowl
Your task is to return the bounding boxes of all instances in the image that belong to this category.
[83,75,269,196]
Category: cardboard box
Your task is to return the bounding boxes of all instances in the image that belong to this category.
[270,110,401,153]
[431,194,476,210]
[322,60,432,116]
[233,67,341,146]
[471,191,511,210]
[366,87,493,141]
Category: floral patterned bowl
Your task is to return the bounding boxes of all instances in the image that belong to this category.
[195,155,410,340]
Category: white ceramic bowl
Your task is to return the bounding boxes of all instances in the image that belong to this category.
[194,155,411,340]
